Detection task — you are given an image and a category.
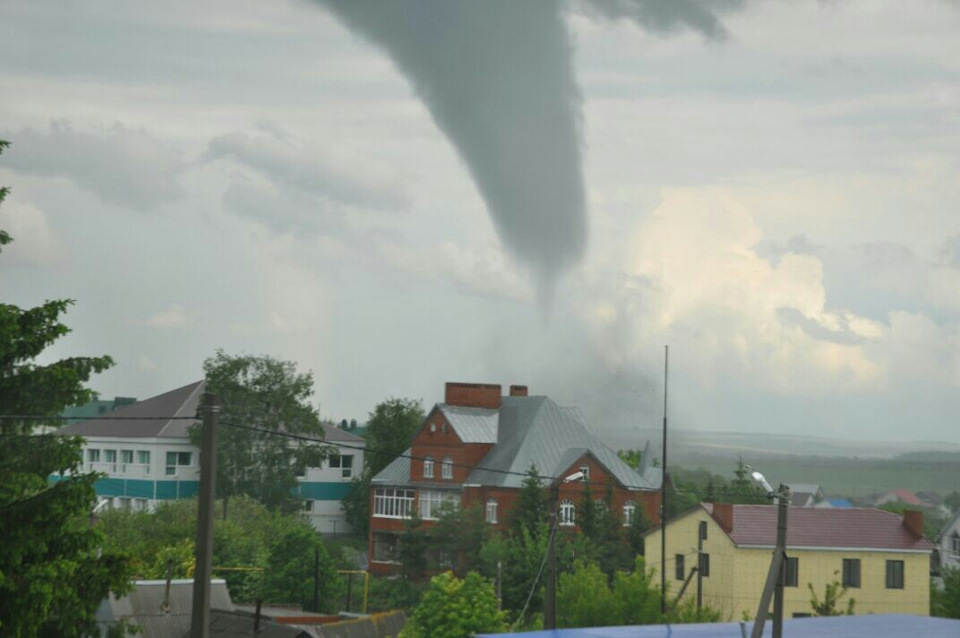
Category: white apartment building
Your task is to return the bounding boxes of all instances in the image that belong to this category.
[54,381,364,534]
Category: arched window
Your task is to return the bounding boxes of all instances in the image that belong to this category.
[486,499,498,524]
[423,455,434,479]
[441,457,453,480]
[622,500,637,526]
[559,499,576,526]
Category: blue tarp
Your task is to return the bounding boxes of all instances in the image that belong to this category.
[480,615,960,637]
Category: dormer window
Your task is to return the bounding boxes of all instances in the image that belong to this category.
[423,455,434,479]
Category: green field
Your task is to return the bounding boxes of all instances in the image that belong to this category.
[672,453,960,499]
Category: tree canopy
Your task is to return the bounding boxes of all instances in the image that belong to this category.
[0,138,133,637]
[195,351,329,517]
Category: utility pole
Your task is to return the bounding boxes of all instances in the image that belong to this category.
[190,392,220,638]
[544,482,560,630]
[313,548,320,613]
[660,345,669,615]
[751,484,790,638]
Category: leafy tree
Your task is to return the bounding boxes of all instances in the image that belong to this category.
[398,516,430,581]
[261,524,341,611]
[931,567,960,618]
[194,351,329,518]
[611,557,662,625]
[342,397,424,538]
[364,397,425,477]
[431,503,488,576]
[944,490,960,514]
[480,526,549,616]
[0,137,133,637]
[617,449,643,470]
[408,572,504,638]
[808,571,856,616]
[510,465,548,541]
[557,560,619,628]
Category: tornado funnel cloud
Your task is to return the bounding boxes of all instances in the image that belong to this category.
[316,0,587,301]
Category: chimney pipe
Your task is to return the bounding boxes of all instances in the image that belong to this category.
[712,503,734,532]
[902,510,924,538]
[509,385,528,397]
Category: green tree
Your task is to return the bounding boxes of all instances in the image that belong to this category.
[611,557,662,625]
[431,503,488,576]
[557,560,619,628]
[808,571,856,616]
[617,449,643,470]
[510,465,548,541]
[398,516,430,581]
[0,137,133,636]
[343,397,424,538]
[409,572,504,638]
[931,567,960,618]
[261,525,341,611]
[195,351,329,518]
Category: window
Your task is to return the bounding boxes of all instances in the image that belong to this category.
[675,554,685,580]
[423,456,434,479]
[134,498,149,511]
[104,449,117,471]
[699,520,708,541]
[118,497,131,510]
[87,449,101,465]
[623,501,637,526]
[700,553,711,578]
[419,491,457,520]
[137,450,151,473]
[559,499,576,526]
[951,533,960,556]
[302,500,314,513]
[886,560,904,589]
[441,457,453,480]
[784,557,798,587]
[120,449,133,469]
[165,451,192,476]
[579,465,590,481]
[373,488,416,519]
[842,559,861,588]
[486,499,498,524]
[328,454,354,478]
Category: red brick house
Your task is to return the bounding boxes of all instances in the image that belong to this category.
[368,382,662,574]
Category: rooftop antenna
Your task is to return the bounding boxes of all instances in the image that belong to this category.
[660,345,669,615]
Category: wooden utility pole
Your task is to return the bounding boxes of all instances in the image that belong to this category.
[190,392,220,638]
[751,485,789,638]
[544,483,560,630]
[660,345,669,614]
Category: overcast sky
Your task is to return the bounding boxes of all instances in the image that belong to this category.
[2,0,959,444]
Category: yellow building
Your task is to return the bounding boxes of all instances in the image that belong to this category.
[643,503,933,621]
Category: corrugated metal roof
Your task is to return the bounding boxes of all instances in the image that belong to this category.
[465,396,657,490]
[96,579,234,637]
[321,422,366,444]
[479,614,960,637]
[371,449,411,483]
[438,404,499,443]
[703,504,934,551]
[57,381,205,439]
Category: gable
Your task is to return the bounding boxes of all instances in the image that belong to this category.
[413,407,464,447]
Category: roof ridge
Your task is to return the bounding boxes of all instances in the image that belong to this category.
[157,380,205,437]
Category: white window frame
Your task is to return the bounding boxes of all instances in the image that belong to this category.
[87,449,101,467]
[137,450,151,475]
[302,499,314,513]
[423,456,434,479]
[580,465,590,481]
[373,488,416,519]
[441,457,453,480]
[951,533,960,556]
[622,501,637,526]
[559,499,576,526]
[329,454,354,478]
[486,499,498,524]
[165,451,192,476]
[104,449,117,472]
[419,490,458,520]
[120,449,133,472]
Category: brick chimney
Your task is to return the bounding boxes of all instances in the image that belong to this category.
[445,382,502,410]
[712,503,734,532]
[902,509,924,538]
[509,385,528,397]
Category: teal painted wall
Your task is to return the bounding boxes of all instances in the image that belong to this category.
[50,476,349,502]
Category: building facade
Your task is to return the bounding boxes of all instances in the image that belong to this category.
[368,382,662,575]
[643,503,934,620]
[936,508,960,573]
[54,381,364,534]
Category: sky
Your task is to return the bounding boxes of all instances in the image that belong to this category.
[1,0,959,444]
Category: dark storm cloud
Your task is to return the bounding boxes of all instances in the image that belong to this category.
[577,0,747,41]
[314,0,587,302]
[2,121,185,211]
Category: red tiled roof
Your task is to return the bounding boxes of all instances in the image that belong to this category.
[703,504,934,551]
[888,489,924,506]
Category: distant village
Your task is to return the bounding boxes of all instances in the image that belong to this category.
[51,380,960,636]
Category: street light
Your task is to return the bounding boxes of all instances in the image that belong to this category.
[748,467,791,638]
[544,470,586,630]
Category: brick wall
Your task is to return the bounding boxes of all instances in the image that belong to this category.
[444,382,502,409]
